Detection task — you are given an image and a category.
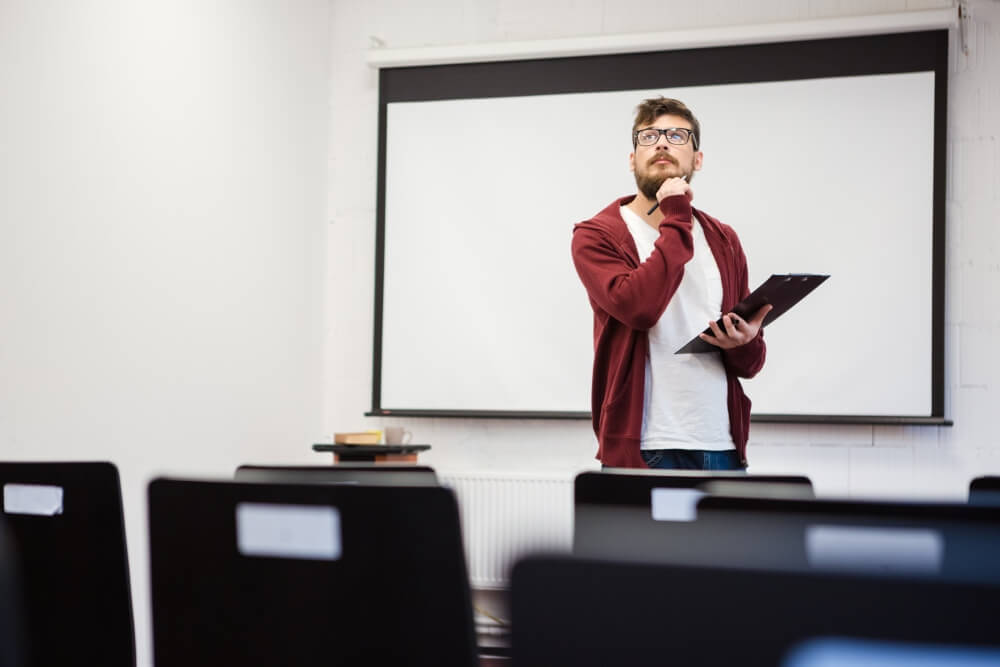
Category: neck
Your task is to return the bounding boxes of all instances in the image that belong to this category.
[626,193,661,230]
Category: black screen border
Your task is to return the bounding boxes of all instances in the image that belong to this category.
[370,30,950,425]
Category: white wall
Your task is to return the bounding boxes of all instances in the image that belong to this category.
[0,1,331,665]
[326,0,1000,499]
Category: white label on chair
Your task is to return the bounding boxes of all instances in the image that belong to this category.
[236,503,341,561]
[806,525,943,574]
[3,484,64,516]
[651,488,705,522]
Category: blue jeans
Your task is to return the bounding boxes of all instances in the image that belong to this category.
[640,449,746,471]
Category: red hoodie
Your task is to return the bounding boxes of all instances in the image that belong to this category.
[571,194,766,468]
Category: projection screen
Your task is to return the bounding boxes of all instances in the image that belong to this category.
[371,31,948,423]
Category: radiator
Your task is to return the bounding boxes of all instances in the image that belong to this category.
[440,471,574,589]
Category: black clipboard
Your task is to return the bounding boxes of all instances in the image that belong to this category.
[676,273,829,354]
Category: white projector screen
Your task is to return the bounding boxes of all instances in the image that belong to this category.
[372,31,948,423]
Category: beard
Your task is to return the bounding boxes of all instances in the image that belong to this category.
[634,154,694,200]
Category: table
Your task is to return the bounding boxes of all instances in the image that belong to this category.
[311,443,431,463]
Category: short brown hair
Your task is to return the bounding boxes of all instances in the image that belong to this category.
[632,97,700,150]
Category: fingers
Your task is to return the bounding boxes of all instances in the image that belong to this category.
[701,314,748,350]
[722,313,738,337]
[706,317,725,340]
[672,177,692,197]
[698,331,724,348]
[748,303,774,326]
[655,176,692,202]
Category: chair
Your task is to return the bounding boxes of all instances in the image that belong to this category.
[234,463,438,486]
[0,461,134,666]
[148,478,477,666]
[784,637,1000,667]
[510,555,1000,667]
[692,495,1000,584]
[0,518,23,667]
[573,469,813,557]
[968,476,1000,506]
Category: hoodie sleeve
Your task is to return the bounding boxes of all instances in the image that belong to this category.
[571,195,695,331]
[721,230,766,379]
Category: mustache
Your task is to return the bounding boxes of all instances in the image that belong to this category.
[647,152,678,167]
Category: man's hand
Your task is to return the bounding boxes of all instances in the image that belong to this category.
[655,175,692,203]
[699,304,773,350]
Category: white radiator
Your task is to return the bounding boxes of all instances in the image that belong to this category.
[440,471,574,589]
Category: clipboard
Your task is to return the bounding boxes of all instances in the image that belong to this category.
[676,273,829,354]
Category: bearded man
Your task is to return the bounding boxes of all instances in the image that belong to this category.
[571,97,771,470]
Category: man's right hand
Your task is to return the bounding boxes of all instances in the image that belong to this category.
[656,176,692,203]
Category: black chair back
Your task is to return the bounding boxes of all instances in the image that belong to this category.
[693,495,1000,583]
[235,464,438,486]
[969,476,1000,506]
[0,519,23,667]
[148,478,477,666]
[511,555,1000,667]
[573,470,813,556]
[0,461,134,666]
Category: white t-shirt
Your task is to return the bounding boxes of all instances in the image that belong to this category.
[620,204,735,451]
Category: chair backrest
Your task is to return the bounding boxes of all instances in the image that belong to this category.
[0,461,134,667]
[692,495,1000,583]
[783,638,1000,667]
[148,478,478,667]
[573,470,813,555]
[510,555,1000,667]
[0,519,24,667]
[968,476,1000,506]
[576,472,1000,584]
[234,464,438,486]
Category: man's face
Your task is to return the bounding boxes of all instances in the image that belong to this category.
[629,114,703,201]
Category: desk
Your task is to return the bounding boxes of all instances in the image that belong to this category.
[312,443,431,464]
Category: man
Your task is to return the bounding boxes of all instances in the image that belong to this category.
[571,97,770,470]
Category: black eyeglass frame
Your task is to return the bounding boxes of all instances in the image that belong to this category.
[632,127,699,150]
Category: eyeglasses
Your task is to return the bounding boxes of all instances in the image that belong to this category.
[633,127,698,149]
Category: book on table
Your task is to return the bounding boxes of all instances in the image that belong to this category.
[333,432,382,445]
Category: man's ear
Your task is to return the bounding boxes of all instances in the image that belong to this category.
[628,152,636,172]
[693,151,704,172]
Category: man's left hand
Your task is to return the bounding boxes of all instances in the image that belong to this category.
[699,304,773,349]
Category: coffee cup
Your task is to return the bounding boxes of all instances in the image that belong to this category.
[384,426,413,445]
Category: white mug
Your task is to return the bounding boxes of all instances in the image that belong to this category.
[384,426,413,445]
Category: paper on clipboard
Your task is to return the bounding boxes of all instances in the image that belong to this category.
[676,273,829,354]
